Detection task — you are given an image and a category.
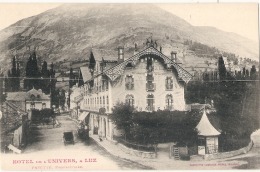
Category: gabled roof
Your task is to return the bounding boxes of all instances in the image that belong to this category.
[6,89,50,101]
[103,46,193,83]
[92,48,118,61]
[196,110,221,136]
[26,88,50,100]
[80,66,92,83]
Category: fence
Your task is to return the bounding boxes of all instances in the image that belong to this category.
[118,138,157,152]
[117,138,157,159]
[204,140,253,160]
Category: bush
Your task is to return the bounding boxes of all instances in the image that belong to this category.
[110,105,198,146]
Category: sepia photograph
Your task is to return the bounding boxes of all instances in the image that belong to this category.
[0,1,259,170]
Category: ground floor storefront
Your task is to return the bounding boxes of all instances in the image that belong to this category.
[88,112,116,141]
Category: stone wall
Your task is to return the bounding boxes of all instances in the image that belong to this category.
[204,140,253,160]
[118,143,157,159]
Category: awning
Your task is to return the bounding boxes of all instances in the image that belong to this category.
[78,112,89,121]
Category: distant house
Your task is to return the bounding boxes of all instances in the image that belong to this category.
[69,85,84,119]
[25,88,51,111]
[6,88,51,112]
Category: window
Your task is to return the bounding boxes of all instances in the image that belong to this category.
[125,75,134,90]
[103,96,105,105]
[165,94,173,110]
[30,94,35,100]
[30,102,35,109]
[146,82,156,91]
[42,103,46,109]
[146,74,154,81]
[166,77,173,90]
[100,97,102,106]
[125,94,134,107]
[146,57,154,72]
[146,94,154,111]
[146,73,155,91]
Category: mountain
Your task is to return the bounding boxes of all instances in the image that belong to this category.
[0,4,258,73]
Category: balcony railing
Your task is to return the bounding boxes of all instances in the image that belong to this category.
[146,74,154,81]
[146,83,156,91]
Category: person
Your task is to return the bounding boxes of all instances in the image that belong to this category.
[98,131,103,141]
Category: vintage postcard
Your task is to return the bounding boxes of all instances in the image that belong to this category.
[0,2,259,170]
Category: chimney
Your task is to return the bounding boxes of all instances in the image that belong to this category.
[171,51,177,62]
[134,43,138,55]
[118,46,124,62]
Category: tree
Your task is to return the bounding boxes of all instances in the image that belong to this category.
[16,62,20,91]
[41,61,50,94]
[69,67,75,88]
[250,65,257,80]
[218,56,226,80]
[78,70,84,87]
[24,56,33,90]
[11,56,17,91]
[59,89,66,110]
[242,67,246,78]
[89,51,96,71]
[25,52,40,90]
[4,56,21,91]
[110,102,135,140]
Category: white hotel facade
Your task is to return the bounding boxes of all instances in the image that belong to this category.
[72,40,192,141]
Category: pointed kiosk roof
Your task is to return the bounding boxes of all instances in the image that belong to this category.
[196,110,221,136]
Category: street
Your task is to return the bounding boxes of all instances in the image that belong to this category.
[1,114,152,170]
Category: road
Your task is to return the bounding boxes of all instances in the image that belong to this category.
[223,147,260,169]
[15,114,152,170]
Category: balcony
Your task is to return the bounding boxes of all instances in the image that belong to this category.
[125,83,134,90]
[146,74,154,81]
[146,83,156,91]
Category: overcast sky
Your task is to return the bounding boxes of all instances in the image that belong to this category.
[0,3,258,42]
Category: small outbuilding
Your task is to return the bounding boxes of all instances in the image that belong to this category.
[196,110,221,155]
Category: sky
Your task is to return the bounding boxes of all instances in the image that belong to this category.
[0,2,258,42]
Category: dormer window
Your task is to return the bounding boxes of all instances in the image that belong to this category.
[30,94,35,100]
[126,62,134,68]
[125,75,134,90]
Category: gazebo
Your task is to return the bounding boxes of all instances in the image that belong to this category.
[196,110,221,155]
